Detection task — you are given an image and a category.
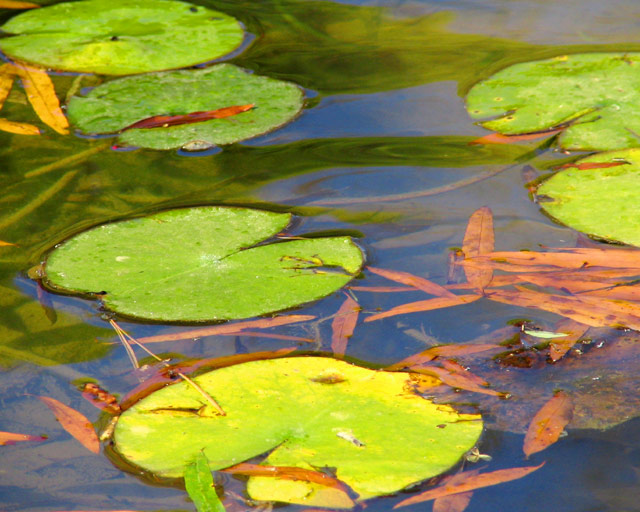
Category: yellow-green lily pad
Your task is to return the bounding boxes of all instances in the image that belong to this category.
[113,356,483,506]
[0,0,244,75]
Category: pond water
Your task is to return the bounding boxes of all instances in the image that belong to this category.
[2,0,640,511]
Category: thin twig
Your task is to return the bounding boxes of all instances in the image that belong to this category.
[0,169,78,230]
[24,142,109,178]
[109,320,226,416]
[109,319,139,369]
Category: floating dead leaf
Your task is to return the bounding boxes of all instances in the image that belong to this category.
[549,319,590,362]
[476,248,640,270]
[523,391,573,458]
[0,239,18,247]
[387,343,501,370]
[349,285,415,293]
[447,274,524,290]
[0,1,40,7]
[136,315,315,343]
[38,396,99,454]
[365,295,481,322]
[368,267,460,299]
[122,104,254,131]
[469,127,562,145]
[0,430,46,445]
[331,294,360,357]
[412,365,503,397]
[393,463,544,507]
[461,206,494,291]
[0,118,40,135]
[462,258,561,274]
[13,61,69,135]
[432,469,480,512]
[222,462,353,496]
[81,383,121,415]
[556,161,627,170]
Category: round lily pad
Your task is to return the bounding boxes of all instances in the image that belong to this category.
[67,64,305,150]
[0,0,244,75]
[42,206,364,322]
[466,53,640,151]
[113,356,483,506]
[537,148,640,246]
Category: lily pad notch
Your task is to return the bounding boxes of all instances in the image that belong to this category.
[40,206,365,322]
[113,356,483,507]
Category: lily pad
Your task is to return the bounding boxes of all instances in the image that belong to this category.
[113,356,483,506]
[0,0,244,75]
[67,64,305,150]
[466,53,640,151]
[42,206,364,322]
[537,148,640,246]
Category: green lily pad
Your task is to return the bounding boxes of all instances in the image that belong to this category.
[42,206,364,322]
[466,53,640,151]
[113,356,482,506]
[0,0,244,75]
[67,64,304,150]
[537,148,640,246]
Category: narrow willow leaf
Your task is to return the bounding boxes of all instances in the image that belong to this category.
[462,207,494,291]
[13,61,69,134]
[0,431,46,445]
[365,295,481,322]
[523,391,573,458]
[0,64,16,109]
[331,295,360,357]
[0,1,39,7]
[122,104,254,131]
[39,396,99,453]
[432,470,479,512]
[369,266,460,299]
[0,117,40,135]
[185,452,225,512]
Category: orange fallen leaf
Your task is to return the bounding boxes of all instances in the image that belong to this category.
[469,127,562,145]
[414,365,503,396]
[38,396,99,454]
[0,239,18,247]
[477,248,640,270]
[0,1,40,7]
[0,430,46,445]
[517,273,616,294]
[393,463,545,507]
[549,318,589,362]
[440,359,489,386]
[461,206,494,291]
[122,104,254,131]
[349,285,415,293]
[365,294,481,322]
[387,343,501,371]
[556,161,626,171]
[462,258,561,274]
[0,64,16,110]
[582,283,640,301]
[331,294,360,357]
[432,469,479,512]
[447,274,524,290]
[222,463,353,495]
[0,118,40,135]
[136,315,315,343]
[523,391,573,458]
[12,61,69,135]
[222,331,314,343]
[368,267,460,299]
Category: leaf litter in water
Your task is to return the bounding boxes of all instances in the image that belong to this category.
[0,431,46,445]
[41,206,364,322]
[331,294,360,357]
[38,395,99,454]
[523,391,573,458]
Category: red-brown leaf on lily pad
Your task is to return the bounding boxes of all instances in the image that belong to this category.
[121,104,254,131]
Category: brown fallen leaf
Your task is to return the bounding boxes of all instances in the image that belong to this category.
[469,127,562,145]
[368,266,460,299]
[39,396,99,453]
[433,469,479,512]
[447,274,524,290]
[331,294,360,357]
[549,318,590,362]
[461,206,494,291]
[222,331,314,343]
[440,359,489,386]
[0,1,40,7]
[462,258,561,274]
[556,161,627,171]
[387,343,501,371]
[13,61,69,134]
[121,104,254,131]
[81,383,121,415]
[0,118,40,135]
[222,462,353,495]
[414,365,504,397]
[393,463,545,507]
[582,284,640,302]
[517,273,617,294]
[0,430,47,445]
[476,248,640,270]
[523,391,573,458]
[136,315,315,343]
[365,294,481,322]
[349,285,415,293]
